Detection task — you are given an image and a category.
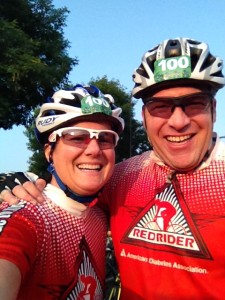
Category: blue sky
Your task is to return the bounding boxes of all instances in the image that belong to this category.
[1,0,225,172]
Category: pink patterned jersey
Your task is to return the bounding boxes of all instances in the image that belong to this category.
[101,138,225,300]
[0,184,107,300]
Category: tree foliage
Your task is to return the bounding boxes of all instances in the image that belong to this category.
[25,76,150,177]
[89,77,150,162]
[25,117,49,179]
[0,0,78,129]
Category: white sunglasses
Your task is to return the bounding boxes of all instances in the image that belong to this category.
[48,127,119,150]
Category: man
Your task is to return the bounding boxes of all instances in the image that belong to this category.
[1,37,225,299]
[0,84,124,299]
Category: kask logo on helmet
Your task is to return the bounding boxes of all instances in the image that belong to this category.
[37,116,59,126]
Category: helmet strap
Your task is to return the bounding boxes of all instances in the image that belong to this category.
[47,163,99,203]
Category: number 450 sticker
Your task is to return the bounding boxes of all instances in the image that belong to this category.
[154,55,191,83]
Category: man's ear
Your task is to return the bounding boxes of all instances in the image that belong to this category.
[142,105,153,149]
[142,106,147,130]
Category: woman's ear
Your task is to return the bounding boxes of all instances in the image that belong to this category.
[212,99,217,123]
[44,144,51,162]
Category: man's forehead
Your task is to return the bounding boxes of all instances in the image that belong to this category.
[150,86,208,97]
[141,80,216,103]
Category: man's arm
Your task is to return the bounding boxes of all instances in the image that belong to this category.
[0,172,46,204]
[0,259,21,300]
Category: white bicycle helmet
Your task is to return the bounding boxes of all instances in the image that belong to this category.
[132,37,225,100]
[35,84,125,144]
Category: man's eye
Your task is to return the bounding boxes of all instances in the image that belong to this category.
[188,102,207,108]
[152,104,170,110]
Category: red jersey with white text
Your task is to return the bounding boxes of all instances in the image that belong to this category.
[0,184,107,299]
[102,137,225,300]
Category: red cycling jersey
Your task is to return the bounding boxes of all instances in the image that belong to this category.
[0,184,107,299]
[101,136,225,299]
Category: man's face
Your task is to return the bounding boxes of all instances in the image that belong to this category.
[142,86,216,171]
[45,121,116,195]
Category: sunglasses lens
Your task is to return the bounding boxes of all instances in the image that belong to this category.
[145,101,172,118]
[60,128,117,149]
[98,132,117,149]
[145,93,212,118]
[62,128,88,140]
[183,94,211,117]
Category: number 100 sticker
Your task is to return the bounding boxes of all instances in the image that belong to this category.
[154,55,191,83]
[81,95,112,115]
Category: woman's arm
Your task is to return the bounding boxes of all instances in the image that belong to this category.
[0,172,46,204]
[0,259,21,300]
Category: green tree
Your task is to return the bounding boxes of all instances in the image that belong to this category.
[25,76,150,177]
[25,116,50,179]
[89,76,150,162]
[0,0,78,129]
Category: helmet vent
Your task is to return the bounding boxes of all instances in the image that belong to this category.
[146,53,157,73]
[210,70,224,78]
[42,109,66,117]
[200,52,216,72]
[136,64,150,79]
[187,39,201,46]
[165,39,181,57]
[59,98,81,107]
[190,47,202,71]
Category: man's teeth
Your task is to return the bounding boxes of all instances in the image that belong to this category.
[78,164,101,170]
[167,135,191,142]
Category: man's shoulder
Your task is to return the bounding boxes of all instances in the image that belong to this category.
[209,137,225,164]
[0,200,31,215]
[216,138,225,158]
[114,150,153,173]
[0,197,49,226]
